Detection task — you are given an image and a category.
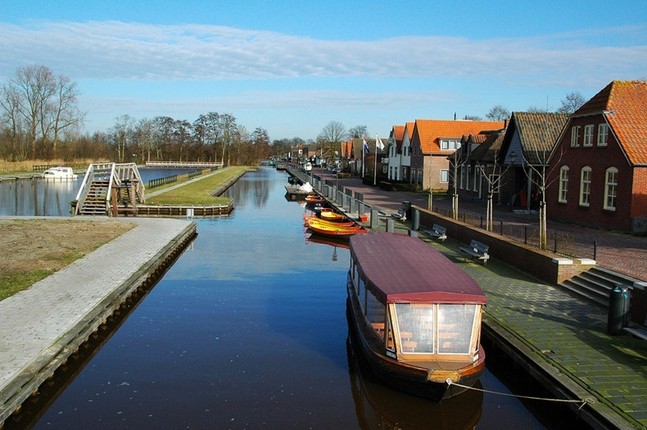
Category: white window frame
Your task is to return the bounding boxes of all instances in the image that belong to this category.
[571,126,580,147]
[558,166,569,203]
[604,167,618,211]
[597,123,609,147]
[583,125,594,147]
[440,169,449,183]
[579,166,592,207]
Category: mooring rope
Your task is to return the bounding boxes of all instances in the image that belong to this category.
[446,379,590,410]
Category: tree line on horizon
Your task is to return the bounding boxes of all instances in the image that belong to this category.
[0,64,585,165]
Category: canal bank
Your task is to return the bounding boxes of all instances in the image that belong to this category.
[288,166,647,429]
[0,217,196,425]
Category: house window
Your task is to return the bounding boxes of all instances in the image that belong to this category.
[597,123,608,147]
[558,166,569,203]
[579,167,592,207]
[570,126,580,147]
[583,125,594,147]
[473,167,479,192]
[440,169,449,183]
[440,140,460,150]
[604,167,618,211]
[459,165,465,189]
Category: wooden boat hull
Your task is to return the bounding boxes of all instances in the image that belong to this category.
[304,216,356,228]
[346,289,485,401]
[305,194,325,204]
[306,217,367,237]
[319,209,348,223]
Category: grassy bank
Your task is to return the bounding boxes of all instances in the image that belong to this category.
[145,166,253,206]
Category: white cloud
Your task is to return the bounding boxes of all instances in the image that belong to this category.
[1,20,645,85]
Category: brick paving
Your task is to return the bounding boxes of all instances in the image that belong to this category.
[315,169,646,283]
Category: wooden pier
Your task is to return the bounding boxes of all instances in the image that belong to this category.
[125,204,233,217]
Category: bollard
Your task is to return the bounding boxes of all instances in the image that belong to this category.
[386,218,395,232]
[607,286,631,335]
[408,229,418,238]
[370,208,380,230]
[412,208,420,231]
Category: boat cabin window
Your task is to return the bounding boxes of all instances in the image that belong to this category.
[358,277,366,313]
[365,291,385,334]
[394,304,435,353]
[392,303,479,355]
[437,304,477,355]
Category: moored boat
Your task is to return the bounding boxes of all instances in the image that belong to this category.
[304,215,357,228]
[305,194,325,204]
[285,181,313,197]
[42,166,78,180]
[318,208,349,223]
[306,217,367,237]
[347,232,487,401]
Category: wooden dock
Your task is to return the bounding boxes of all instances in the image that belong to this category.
[126,204,233,217]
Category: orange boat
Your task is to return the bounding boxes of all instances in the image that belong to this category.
[304,215,356,228]
[306,217,367,237]
[319,208,349,223]
[305,194,325,204]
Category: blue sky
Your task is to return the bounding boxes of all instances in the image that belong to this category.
[1,0,646,141]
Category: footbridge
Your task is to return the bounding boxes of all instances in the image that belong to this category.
[73,162,145,216]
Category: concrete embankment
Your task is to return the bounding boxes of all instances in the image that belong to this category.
[0,217,196,424]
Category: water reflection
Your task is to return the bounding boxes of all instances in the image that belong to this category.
[0,177,81,216]
[347,335,483,430]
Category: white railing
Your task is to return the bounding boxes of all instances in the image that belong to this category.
[74,162,146,216]
[145,161,224,168]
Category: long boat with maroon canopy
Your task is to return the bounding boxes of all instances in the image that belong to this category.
[346,232,487,401]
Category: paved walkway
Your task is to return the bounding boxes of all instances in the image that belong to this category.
[0,217,195,424]
[313,169,646,283]
[430,235,647,429]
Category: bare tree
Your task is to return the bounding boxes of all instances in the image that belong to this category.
[348,125,368,139]
[0,65,84,159]
[557,91,586,114]
[485,105,510,121]
[474,151,510,231]
[220,113,238,166]
[317,121,346,162]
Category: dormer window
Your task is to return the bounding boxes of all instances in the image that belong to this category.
[440,140,460,150]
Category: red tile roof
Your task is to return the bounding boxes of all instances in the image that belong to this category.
[391,125,405,143]
[575,80,647,165]
[413,119,505,154]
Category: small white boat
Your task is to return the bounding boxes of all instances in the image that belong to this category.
[284,181,314,196]
[42,166,78,180]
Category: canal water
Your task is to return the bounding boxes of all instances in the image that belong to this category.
[4,167,578,429]
[0,168,195,217]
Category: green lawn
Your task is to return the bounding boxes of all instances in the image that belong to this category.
[145,166,253,205]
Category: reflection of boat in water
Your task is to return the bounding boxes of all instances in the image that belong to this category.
[347,232,486,401]
[346,330,483,430]
[42,166,78,180]
[305,232,350,249]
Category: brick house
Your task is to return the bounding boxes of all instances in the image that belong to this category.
[546,80,647,233]
[499,112,569,210]
[409,119,505,191]
[387,122,414,182]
